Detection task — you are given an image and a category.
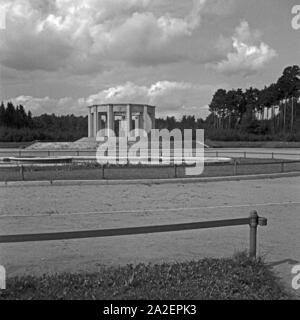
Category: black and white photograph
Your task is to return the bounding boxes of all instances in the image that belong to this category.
[0,0,299,308]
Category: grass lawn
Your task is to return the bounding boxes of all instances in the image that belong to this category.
[0,253,290,300]
[206,140,300,148]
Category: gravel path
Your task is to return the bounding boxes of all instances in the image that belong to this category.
[0,177,299,297]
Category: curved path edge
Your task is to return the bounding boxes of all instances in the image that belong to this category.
[1,171,300,188]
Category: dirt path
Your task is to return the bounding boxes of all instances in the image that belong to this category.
[0,177,299,297]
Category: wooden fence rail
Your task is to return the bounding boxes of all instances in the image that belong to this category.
[0,211,267,258]
[1,149,300,159]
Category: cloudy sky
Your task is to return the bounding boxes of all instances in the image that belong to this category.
[0,0,299,118]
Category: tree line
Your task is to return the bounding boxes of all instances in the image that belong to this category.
[206,65,300,139]
[0,102,87,142]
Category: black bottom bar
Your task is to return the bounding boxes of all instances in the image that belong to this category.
[0,300,296,319]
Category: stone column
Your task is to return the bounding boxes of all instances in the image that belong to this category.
[126,104,132,135]
[143,105,148,131]
[151,110,156,129]
[93,106,98,137]
[138,113,143,131]
[107,105,114,136]
[98,113,102,132]
[133,116,138,137]
[134,116,139,130]
[88,107,93,138]
[90,113,94,138]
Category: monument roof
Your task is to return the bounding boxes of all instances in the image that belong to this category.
[87,103,156,109]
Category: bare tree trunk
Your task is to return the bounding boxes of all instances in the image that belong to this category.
[213,113,215,129]
[279,102,281,130]
[291,97,294,132]
[278,105,281,131]
[283,100,286,132]
[272,105,275,132]
[215,113,217,129]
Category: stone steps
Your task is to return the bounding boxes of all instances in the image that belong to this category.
[26,138,142,150]
[27,141,99,150]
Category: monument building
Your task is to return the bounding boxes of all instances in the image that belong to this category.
[87,104,156,138]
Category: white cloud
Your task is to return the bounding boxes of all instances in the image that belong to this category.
[85,81,209,117]
[11,95,85,115]
[0,0,209,73]
[211,21,277,76]
[8,80,217,119]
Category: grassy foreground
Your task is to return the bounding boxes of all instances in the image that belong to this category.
[0,253,289,300]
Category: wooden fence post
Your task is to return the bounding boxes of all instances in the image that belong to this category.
[102,165,105,179]
[20,165,24,181]
[249,211,258,258]
[233,159,237,176]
